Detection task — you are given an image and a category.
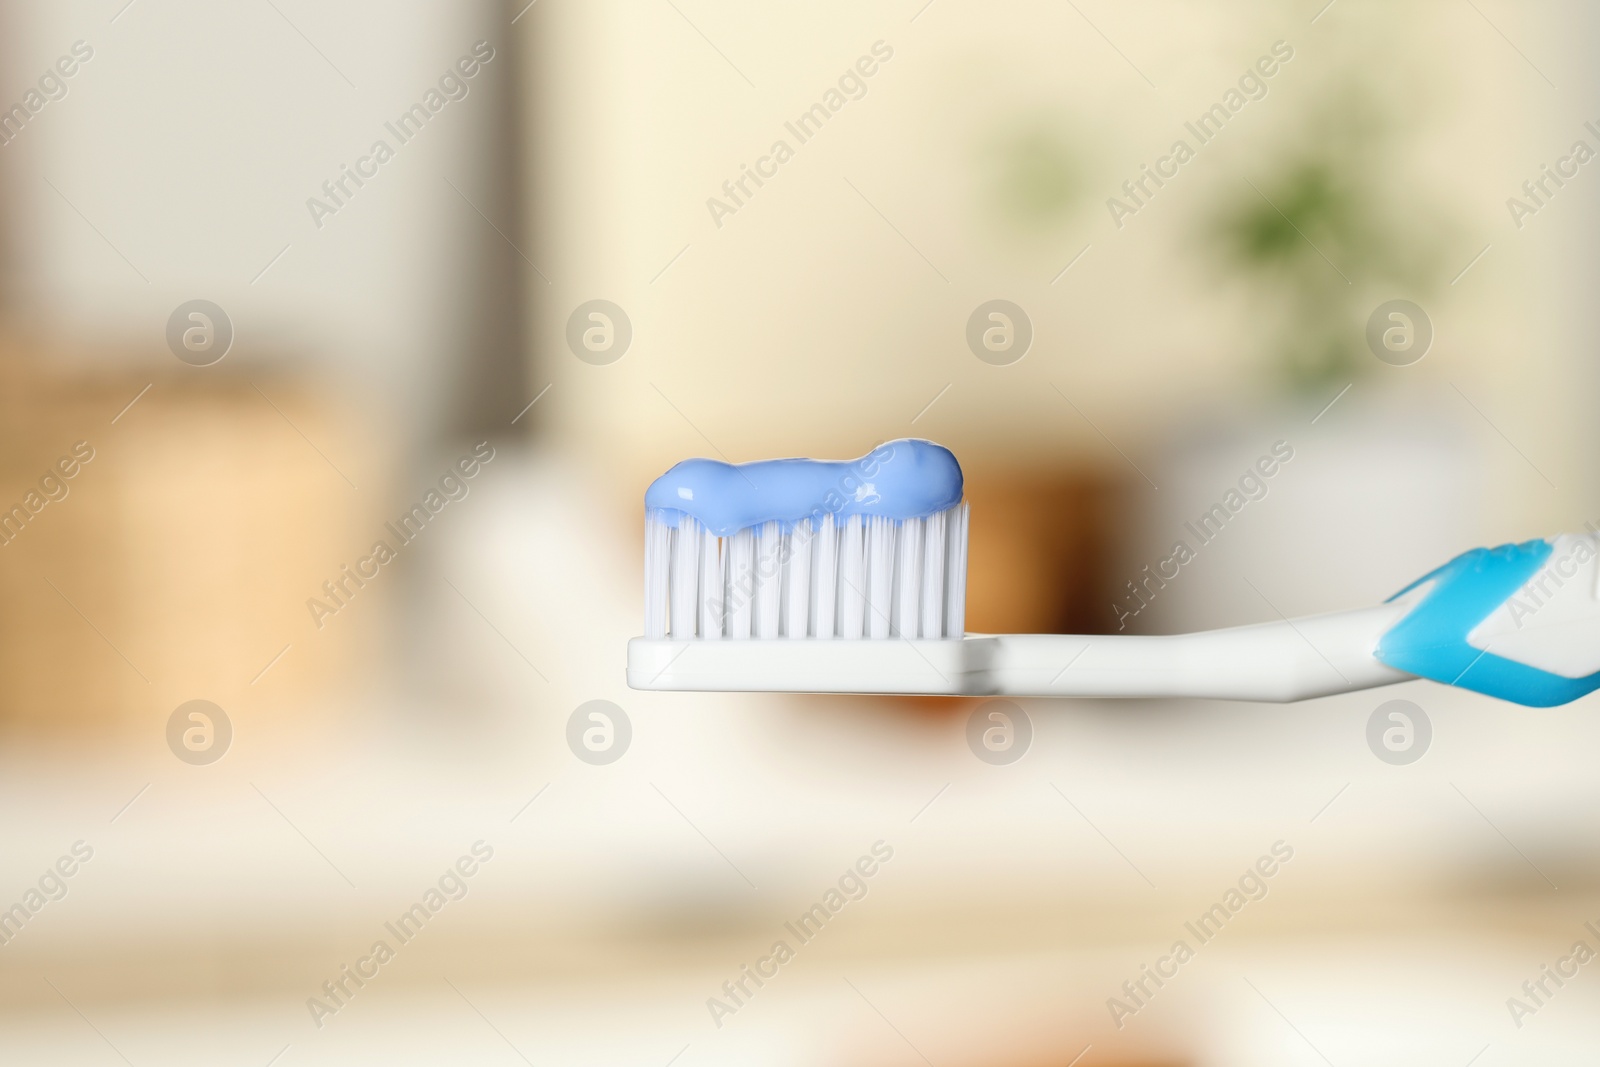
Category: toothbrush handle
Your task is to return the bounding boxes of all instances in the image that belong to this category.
[988,604,1416,701]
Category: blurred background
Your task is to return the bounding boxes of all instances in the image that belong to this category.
[2,0,1600,1063]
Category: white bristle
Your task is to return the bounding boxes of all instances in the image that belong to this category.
[920,509,946,639]
[644,513,671,638]
[726,527,754,639]
[644,503,967,641]
[892,515,922,638]
[812,511,836,639]
[669,517,700,639]
[945,502,969,638]
[838,514,866,639]
[754,520,782,639]
[698,528,723,639]
[781,518,812,638]
[865,516,895,639]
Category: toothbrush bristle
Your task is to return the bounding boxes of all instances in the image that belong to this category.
[643,503,969,640]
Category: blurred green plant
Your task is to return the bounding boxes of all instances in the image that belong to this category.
[1206,93,1445,395]
[989,119,1085,228]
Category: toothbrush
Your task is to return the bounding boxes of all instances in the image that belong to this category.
[628,439,1600,708]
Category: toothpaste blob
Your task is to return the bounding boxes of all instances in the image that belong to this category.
[644,439,963,537]
[642,439,970,640]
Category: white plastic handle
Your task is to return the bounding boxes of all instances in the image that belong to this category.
[628,602,1416,701]
[990,603,1414,701]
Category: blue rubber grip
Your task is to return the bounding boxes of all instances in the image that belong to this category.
[1376,538,1600,707]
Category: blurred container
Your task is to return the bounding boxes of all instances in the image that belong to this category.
[964,461,1126,637]
[1125,394,1480,634]
[0,337,379,734]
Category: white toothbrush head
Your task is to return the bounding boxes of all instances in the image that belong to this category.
[641,439,969,643]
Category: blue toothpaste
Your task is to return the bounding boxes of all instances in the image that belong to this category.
[645,439,963,537]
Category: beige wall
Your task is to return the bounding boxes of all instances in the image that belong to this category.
[529,0,1589,542]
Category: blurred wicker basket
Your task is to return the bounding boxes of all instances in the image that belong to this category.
[0,338,379,735]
